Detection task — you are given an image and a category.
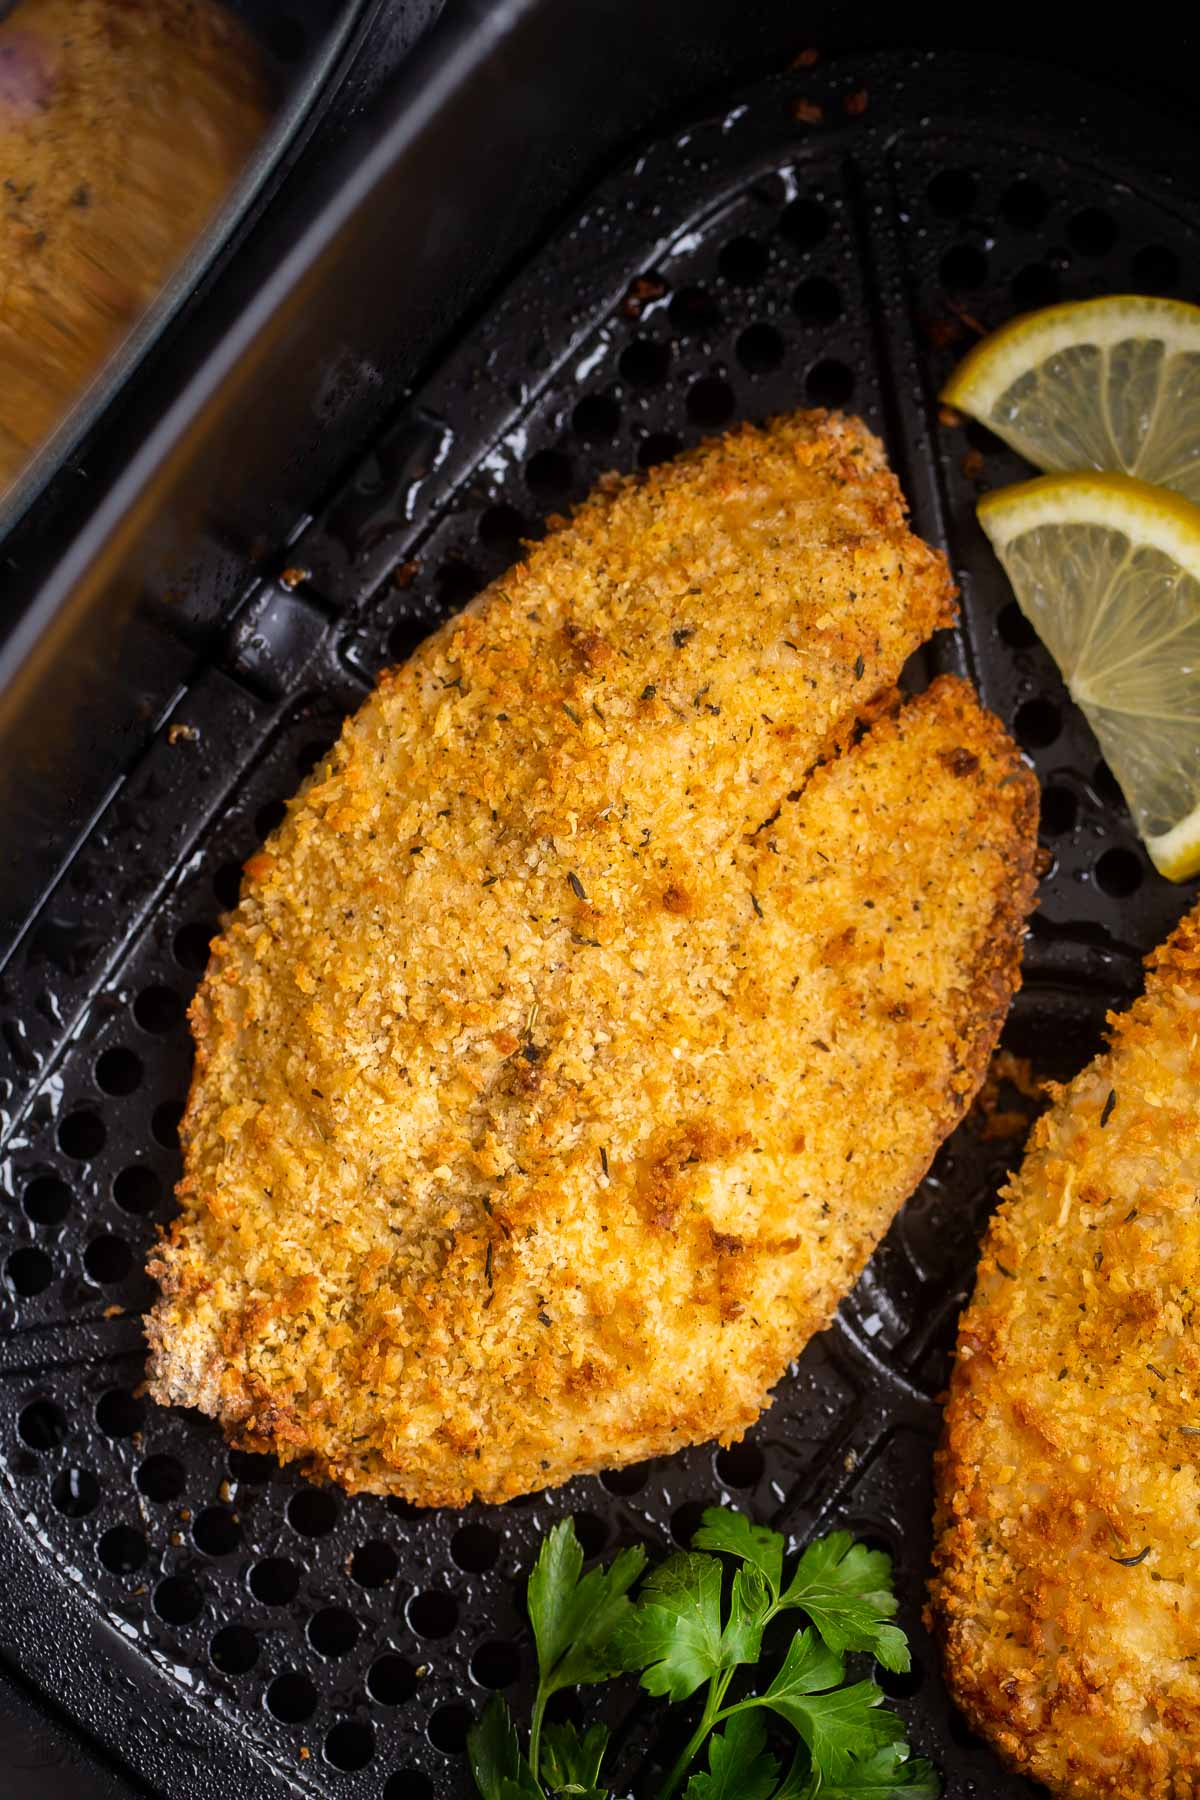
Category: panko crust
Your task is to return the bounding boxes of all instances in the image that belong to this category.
[147,411,1035,1504]
[931,907,1200,1800]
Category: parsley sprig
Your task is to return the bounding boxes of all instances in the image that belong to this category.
[467,1507,939,1800]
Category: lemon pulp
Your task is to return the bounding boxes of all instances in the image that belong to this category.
[945,296,1200,505]
[978,471,1200,880]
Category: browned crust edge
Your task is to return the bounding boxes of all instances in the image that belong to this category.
[927,904,1200,1800]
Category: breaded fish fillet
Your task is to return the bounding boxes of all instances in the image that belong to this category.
[146,412,1036,1503]
[931,907,1200,1799]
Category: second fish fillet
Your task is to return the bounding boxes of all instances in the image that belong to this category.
[932,905,1200,1798]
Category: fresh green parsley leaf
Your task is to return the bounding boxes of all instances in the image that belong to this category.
[692,1506,785,1600]
[617,1552,771,1699]
[474,1513,936,1800]
[613,1552,726,1700]
[719,1564,771,1667]
[540,1720,611,1795]
[817,1742,941,1797]
[683,1710,779,1800]
[757,1624,845,1705]
[776,1740,941,1798]
[779,1533,910,1673]
[528,1519,646,1692]
[757,1633,905,1782]
[468,1697,542,1800]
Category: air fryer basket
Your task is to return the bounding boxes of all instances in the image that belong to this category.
[1,43,1198,1799]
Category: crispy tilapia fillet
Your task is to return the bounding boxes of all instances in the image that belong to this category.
[147,412,1036,1503]
[931,907,1200,1799]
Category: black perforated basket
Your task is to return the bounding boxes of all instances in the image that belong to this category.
[1,11,1199,1797]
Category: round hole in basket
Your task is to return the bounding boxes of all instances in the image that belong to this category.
[1095,847,1144,897]
[58,1111,106,1159]
[94,1047,142,1096]
[351,1540,398,1587]
[427,1700,473,1754]
[114,1165,163,1216]
[172,921,215,972]
[451,1522,500,1573]
[18,1400,66,1451]
[133,985,184,1034]
[308,1606,359,1659]
[8,1248,53,1297]
[22,1176,71,1225]
[84,1236,132,1284]
[153,1576,204,1626]
[715,1441,765,1488]
[408,1590,458,1638]
[620,336,672,386]
[210,1624,258,1676]
[686,375,736,426]
[51,1468,100,1518]
[97,1525,146,1575]
[600,1460,650,1495]
[95,1389,143,1439]
[570,1510,608,1557]
[470,1640,521,1689]
[249,1558,300,1606]
[805,358,854,405]
[193,1507,241,1557]
[324,1720,374,1771]
[368,1654,420,1707]
[137,1455,186,1503]
[266,1671,317,1724]
[287,1487,338,1537]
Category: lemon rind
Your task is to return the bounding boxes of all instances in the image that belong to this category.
[977,471,1200,573]
[1146,810,1200,882]
[942,294,1200,415]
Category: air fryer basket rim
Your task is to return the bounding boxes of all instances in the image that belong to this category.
[1,18,1199,1800]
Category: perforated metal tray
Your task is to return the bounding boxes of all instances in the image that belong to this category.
[1,46,1198,1799]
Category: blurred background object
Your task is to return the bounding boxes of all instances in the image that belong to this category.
[0,0,270,501]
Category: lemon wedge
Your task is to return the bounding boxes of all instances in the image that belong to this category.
[978,471,1200,880]
[944,296,1200,504]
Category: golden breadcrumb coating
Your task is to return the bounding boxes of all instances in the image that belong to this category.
[146,411,1035,1504]
[931,905,1200,1799]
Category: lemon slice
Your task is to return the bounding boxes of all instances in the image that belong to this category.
[978,471,1200,880]
[944,296,1200,504]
